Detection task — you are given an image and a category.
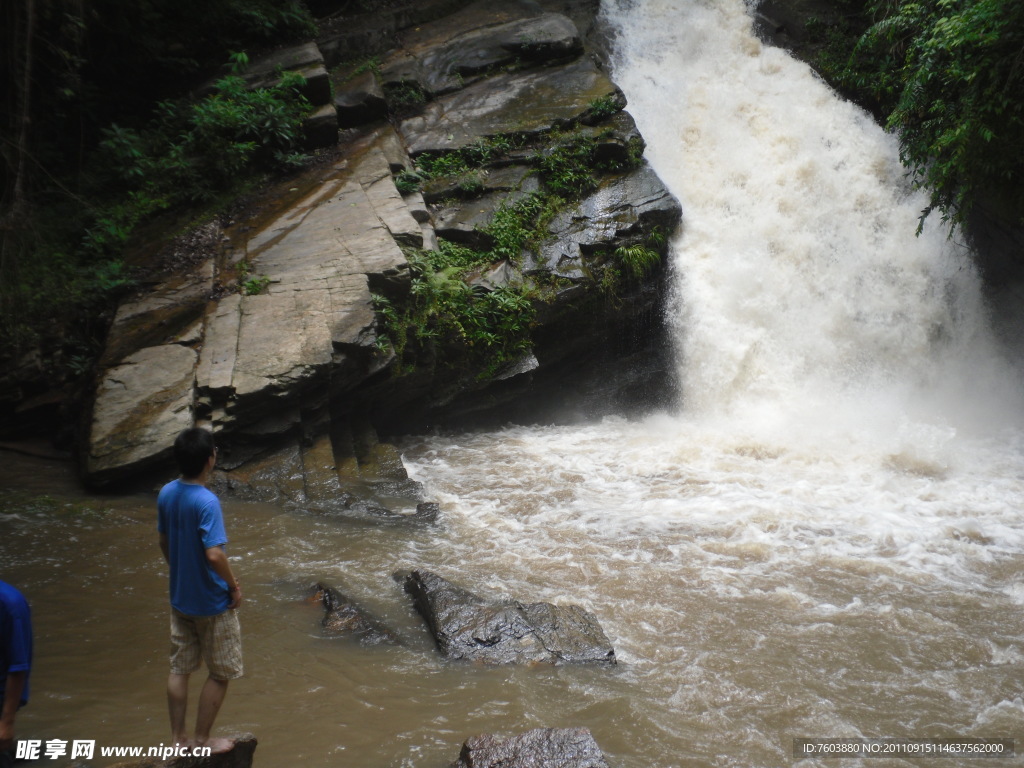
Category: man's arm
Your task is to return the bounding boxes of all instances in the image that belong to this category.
[0,669,26,751]
[205,546,242,609]
[159,532,169,564]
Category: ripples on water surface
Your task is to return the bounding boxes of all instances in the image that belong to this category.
[5,0,1024,765]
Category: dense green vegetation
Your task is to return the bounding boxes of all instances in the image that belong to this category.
[1,0,316,379]
[812,0,1024,231]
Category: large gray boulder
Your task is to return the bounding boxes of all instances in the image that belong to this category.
[403,570,616,665]
[451,728,610,768]
[84,127,420,489]
[85,343,197,486]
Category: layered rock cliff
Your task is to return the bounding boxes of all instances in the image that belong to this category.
[83,0,682,500]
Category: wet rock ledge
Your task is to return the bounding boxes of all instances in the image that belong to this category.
[83,0,682,498]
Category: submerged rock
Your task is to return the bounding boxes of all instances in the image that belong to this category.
[309,582,400,645]
[451,727,610,768]
[403,570,616,665]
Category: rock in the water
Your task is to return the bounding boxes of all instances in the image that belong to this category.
[403,570,616,665]
[309,582,400,645]
[451,727,610,768]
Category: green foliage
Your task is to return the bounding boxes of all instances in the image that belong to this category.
[587,96,622,120]
[1,55,310,374]
[483,193,562,263]
[383,81,427,113]
[347,57,382,79]
[242,275,271,295]
[1,0,322,382]
[394,170,423,194]
[462,135,521,165]
[816,0,1024,229]
[0,219,136,380]
[237,258,272,295]
[372,242,535,377]
[100,67,311,208]
[534,132,600,197]
[615,244,662,279]
[230,0,316,41]
[416,152,471,180]
[402,136,529,195]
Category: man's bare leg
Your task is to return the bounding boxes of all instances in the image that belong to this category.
[193,676,234,754]
[167,673,190,746]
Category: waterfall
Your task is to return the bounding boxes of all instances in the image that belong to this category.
[601,0,1022,444]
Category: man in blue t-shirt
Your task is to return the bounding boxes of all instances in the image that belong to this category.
[0,581,32,768]
[158,427,243,754]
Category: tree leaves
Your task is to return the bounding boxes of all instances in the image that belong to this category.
[826,0,1024,230]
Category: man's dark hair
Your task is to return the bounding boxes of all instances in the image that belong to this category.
[173,428,216,478]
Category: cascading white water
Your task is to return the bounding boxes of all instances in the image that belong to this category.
[602,0,1021,444]
[394,1,1024,764]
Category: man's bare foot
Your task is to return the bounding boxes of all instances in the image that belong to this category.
[194,736,235,754]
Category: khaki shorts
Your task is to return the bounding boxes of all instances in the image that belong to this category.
[169,608,243,680]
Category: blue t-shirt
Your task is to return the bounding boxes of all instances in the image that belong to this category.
[0,581,32,708]
[157,480,230,616]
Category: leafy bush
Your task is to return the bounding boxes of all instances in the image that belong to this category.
[100,68,311,210]
[586,96,622,120]
[817,0,1024,229]
[615,244,661,279]
[534,133,599,197]
[373,243,535,377]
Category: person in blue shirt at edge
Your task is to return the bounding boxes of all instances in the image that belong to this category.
[0,581,32,768]
[158,427,243,754]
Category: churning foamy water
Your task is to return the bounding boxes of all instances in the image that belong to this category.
[397,0,1024,763]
